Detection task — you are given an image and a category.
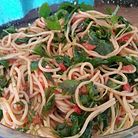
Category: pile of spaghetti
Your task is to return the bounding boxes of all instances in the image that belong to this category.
[0,2,138,138]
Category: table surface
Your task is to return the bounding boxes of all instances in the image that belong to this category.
[95,0,138,27]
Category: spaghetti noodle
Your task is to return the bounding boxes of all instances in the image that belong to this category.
[0,2,138,138]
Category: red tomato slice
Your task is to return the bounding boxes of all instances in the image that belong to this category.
[59,63,67,71]
[82,43,96,51]
[73,105,81,114]
[33,114,42,124]
[118,34,132,42]
[123,83,132,92]
[122,65,134,72]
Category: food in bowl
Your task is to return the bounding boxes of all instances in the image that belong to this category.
[0,2,138,138]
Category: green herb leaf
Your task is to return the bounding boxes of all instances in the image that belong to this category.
[107,80,120,89]
[39,3,51,19]
[0,75,9,96]
[79,3,94,11]
[87,82,98,99]
[15,37,30,44]
[0,109,3,120]
[105,7,113,15]
[43,72,54,83]
[112,5,120,16]
[55,9,68,20]
[59,80,80,94]
[110,15,119,25]
[16,126,29,132]
[43,94,55,113]
[15,101,25,107]
[56,123,71,137]
[131,102,138,108]
[30,61,39,71]
[33,43,48,57]
[0,26,17,39]
[45,86,56,99]
[80,121,93,138]
[0,60,9,69]
[55,55,71,67]
[46,15,61,30]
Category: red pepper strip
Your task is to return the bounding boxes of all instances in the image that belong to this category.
[82,43,96,51]
[115,116,121,125]
[54,90,60,94]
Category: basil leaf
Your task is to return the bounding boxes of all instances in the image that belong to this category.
[59,80,80,94]
[15,37,30,44]
[46,15,61,30]
[0,109,3,120]
[43,94,55,113]
[0,26,17,39]
[39,3,51,19]
[33,44,48,57]
[30,61,39,71]
[0,60,9,69]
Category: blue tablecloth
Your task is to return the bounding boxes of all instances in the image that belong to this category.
[0,0,94,25]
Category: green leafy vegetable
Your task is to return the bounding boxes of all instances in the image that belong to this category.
[43,94,55,113]
[0,26,16,39]
[46,15,61,30]
[107,80,121,90]
[59,80,80,94]
[56,123,71,137]
[43,72,54,83]
[16,126,29,132]
[55,55,71,67]
[80,121,93,138]
[0,109,3,120]
[39,3,51,19]
[87,31,114,55]
[79,3,94,11]
[105,7,113,15]
[0,75,9,96]
[95,109,110,129]
[15,101,25,107]
[27,109,35,123]
[87,82,98,99]
[33,43,48,57]
[15,37,30,44]
[30,61,39,71]
[131,102,138,108]
[0,60,9,69]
